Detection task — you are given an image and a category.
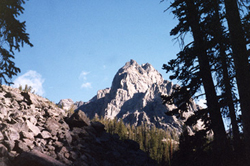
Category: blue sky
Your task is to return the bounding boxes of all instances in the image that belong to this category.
[11,0,187,104]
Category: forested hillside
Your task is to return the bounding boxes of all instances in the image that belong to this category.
[93,116,179,165]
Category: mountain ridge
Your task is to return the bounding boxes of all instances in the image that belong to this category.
[65,59,199,132]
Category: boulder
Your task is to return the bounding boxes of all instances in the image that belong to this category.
[26,120,41,136]
[20,131,35,140]
[40,130,52,139]
[91,121,105,135]
[12,149,67,166]
[66,110,90,128]
[0,144,8,158]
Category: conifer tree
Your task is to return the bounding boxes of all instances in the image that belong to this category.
[0,0,33,85]
[161,0,250,164]
[162,0,228,159]
[224,0,250,162]
[93,117,176,165]
[209,0,241,153]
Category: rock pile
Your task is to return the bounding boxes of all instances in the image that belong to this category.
[0,85,156,166]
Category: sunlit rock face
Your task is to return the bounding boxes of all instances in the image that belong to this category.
[57,99,74,110]
[78,59,199,131]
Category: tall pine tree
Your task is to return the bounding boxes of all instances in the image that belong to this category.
[162,0,228,158]
[162,0,250,164]
[0,0,33,85]
[224,1,250,163]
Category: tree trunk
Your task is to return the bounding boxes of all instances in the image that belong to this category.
[185,0,228,159]
[221,51,241,152]
[224,0,250,162]
[214,0,241,153]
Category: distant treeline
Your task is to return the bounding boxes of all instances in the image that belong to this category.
[92,116,179,165]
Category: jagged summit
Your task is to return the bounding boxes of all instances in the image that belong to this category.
[110,59,164,98]
[77,60,198,131]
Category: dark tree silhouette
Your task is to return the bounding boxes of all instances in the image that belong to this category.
[202,0,241,154]
[224,1,250,163]
[0,0,33,85]
[162,0,250,165]
[184,0,228,154]
[213,0,241,154]
[162,0,228,158]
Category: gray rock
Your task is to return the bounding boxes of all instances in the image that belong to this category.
[0,132,4,141]
[64,130,72,144]
[57,99,75,111]
[0,83,158,166]
[66,110,90,128]
[0,144,8,157]
[40,130,52,139]
[45,109,60,118]
[53,141,63,148]
[21,92,32,105]
[35,138,47,147]
[0,107,8,120]
[29,116,38,125]
[4,90,23,101]
[0,144,10,166]
[78,59,198,132]
[21,131,35,140]
[57,146,72,165]
[22,138,34,149]
[12,149,67,166]
[45,117,61,136]
[3,139,15,151]
[69,151,78,160]
[91,121,105,135]
[26,120,41,136]
[6,127,20,141]
[0,157,10,166]
[15,140,30,152]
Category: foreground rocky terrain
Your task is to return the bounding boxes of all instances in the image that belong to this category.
[0,85,156,166]
[68,60,199,132]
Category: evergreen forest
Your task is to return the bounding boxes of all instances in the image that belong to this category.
[93,116,179,165]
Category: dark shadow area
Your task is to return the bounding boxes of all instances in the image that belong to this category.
[117,92,145,117]
[12,149,66,166]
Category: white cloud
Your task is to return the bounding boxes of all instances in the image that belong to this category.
[81,82,92,89]
[13,70,45,96]
[79,71,92,89]
[79,71,90,80]
[197,99,207,108]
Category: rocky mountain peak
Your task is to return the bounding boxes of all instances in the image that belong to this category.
[78,60,198,132]
[111,59,163,98]
[57,99,74,110]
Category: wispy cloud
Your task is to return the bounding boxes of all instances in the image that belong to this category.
[79,71,92,89]
[12,70,45,96]
[79,71,90,80]
[81,82,92,89]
